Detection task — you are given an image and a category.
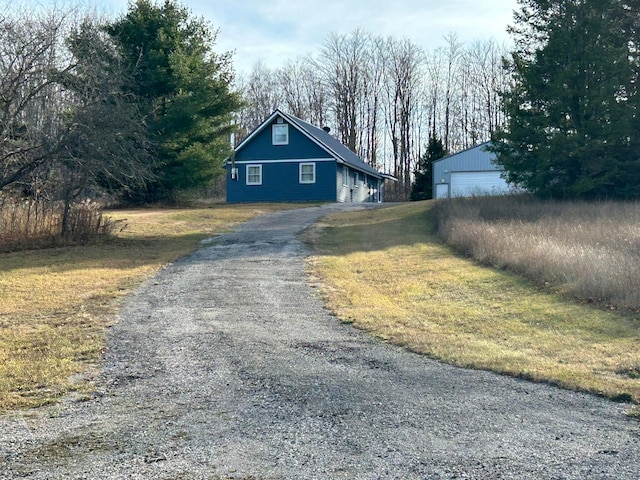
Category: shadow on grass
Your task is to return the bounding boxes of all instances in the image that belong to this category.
[0,233,213,274]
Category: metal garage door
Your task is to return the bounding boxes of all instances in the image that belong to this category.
[450,171,509,197]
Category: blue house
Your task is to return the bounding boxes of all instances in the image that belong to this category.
[226,109,393,203]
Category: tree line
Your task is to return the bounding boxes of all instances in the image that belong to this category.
[1,0,637,226]
[0,0,240,223]
[236,32,511,200]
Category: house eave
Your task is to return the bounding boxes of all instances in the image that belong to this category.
[380,173,399,182]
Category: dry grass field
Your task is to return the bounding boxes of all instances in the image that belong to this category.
[0,198,119,252]
[305,201,640,414]
[433,196,640,310]
[0,204,293,411]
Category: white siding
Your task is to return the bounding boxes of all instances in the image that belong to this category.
[336,164,379,202]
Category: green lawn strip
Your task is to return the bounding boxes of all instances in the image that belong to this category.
[305,202,640,410]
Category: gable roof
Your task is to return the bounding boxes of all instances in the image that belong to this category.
[235,109,391,180]
[432,141,493,166]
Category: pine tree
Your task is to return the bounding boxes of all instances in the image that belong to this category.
[491,0,640,199]
[410,135,447,201]
[106,0,242,203]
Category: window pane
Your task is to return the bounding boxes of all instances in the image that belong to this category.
[300,163,315,183]
[247,165,262,185]
[272,124,289,145]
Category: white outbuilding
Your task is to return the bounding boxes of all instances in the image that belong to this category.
[432,142,512,199]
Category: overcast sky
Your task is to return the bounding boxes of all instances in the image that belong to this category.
[34,0,520,74]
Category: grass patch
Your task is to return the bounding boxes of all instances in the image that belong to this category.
[0,204,295,411]
[304,201,640,407]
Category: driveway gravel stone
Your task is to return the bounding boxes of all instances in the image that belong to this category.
[0,203,638,479]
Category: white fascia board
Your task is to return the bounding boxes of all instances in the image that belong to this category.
[230,157,336,164]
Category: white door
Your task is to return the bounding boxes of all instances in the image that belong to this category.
[435,183,449,199]
[450,171,509,197]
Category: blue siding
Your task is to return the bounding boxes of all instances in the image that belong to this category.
[228,111,387,203]
[236,118,329,161]
[227,160,337,203]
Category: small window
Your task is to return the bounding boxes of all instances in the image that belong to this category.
[246,164,262,185]
[299,162,316,184]
[272,124,289,145]
[343,166,349,186]
[353,170,359,187]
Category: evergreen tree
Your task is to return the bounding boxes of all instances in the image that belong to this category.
[106,0,242,203]
[491,0,640,199]
[410,135,446,201]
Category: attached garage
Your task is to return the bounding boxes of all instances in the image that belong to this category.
[433,142,513,199]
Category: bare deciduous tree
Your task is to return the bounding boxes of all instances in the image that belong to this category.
[0,7,72,192]
[234,29,511,200]
[317,30,370,153]
[383,37,424,200]
[0,4,153,219]
[235,60,282,141]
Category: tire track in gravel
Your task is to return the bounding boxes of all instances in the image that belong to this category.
[0,203,638,479]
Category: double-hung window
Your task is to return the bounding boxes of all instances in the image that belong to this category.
[272,124,289,145]
[299,163,316,184]
[246,164,262,185]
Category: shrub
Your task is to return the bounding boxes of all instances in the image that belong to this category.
[0,197,124,252]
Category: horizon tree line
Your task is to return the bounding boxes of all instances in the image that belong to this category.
[3,0,634,211]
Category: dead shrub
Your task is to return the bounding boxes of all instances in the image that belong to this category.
[0,196,124,252]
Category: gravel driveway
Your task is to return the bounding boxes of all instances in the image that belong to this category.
[1,203,639,479]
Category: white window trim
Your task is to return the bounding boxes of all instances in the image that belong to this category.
[343,166,349,186]
[353,170,359,187]
[299,162,316,184]
[246,164,262,185]
[272,124,289,145]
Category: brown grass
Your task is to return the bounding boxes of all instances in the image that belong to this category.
[0,204,294,411]
[305,201,640,409]
[432,195,640,310]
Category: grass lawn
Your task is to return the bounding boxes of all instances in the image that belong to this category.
[304,201,640,415]
[0,204,296,411]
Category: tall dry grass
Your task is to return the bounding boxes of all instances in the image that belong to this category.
[0,197,122,252]
[433,195,640,310]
